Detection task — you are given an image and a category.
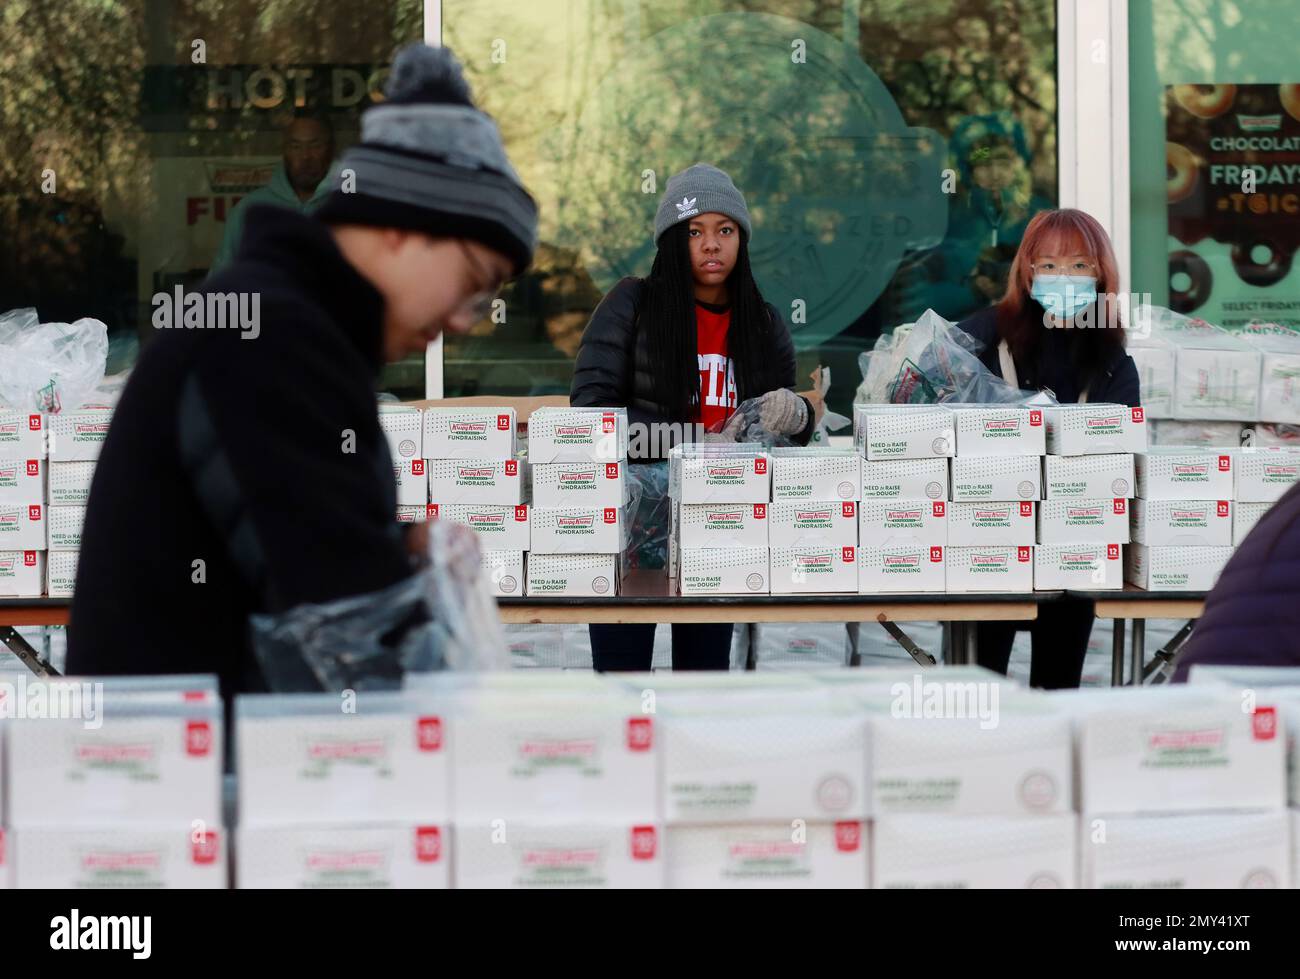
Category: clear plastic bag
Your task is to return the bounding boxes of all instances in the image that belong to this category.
[249,520,509,691]
[0,310,109,413]
[807,367,852,446]
[854,308,1056,406]
[624,461,670,571]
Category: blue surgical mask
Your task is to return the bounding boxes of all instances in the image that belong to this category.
[1031,274,1097,319]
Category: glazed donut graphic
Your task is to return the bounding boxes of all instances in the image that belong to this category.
[1167,142,1199,203]
[1169,250,1212,314]
[1281,84,1300,123]
[1173,83,1237,118]
[1231,238,1295,288]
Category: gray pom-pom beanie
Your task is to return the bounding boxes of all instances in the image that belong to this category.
[316,43,539,274]
[654,164,752,243]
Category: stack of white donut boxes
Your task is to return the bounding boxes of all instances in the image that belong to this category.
[0,404,110,599]
[1036,404,1143,591]
[526,407,629,597]
[418,406,530,598]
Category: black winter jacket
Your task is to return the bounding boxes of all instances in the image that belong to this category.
[957,305,1141,406]
[68,206,415,697]
[570,276,813,459]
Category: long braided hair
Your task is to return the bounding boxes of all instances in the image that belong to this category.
[638,221,770,422]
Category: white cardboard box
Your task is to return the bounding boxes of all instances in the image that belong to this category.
[861,457,948,501]
[13,826,228,889]
[873,814,1077,888]
[46,549,77,597]
[1234,447,1300,503]
[481,549,525,598]
[667,821,867,889]
[1043,453,1135,500]
[0,456,45,506]
[865,694,1073,815]
[770,447,861,500]
[6,699,222,827]
[661,691,868,822]
[236,692,449,825]
[1256,338,1300,424]
[1234,501,1272,545]
[770,543,858,594]
[430,503,530,551]
[47,460,95,506]
[857,498,944,547]
[392,458,428,506]
[530,505,627,554]
[945,545,1034,592]
[1044,404,1148,455]
[769,500,858,549]
[0,550,45,597]
[426,458,524,505]
[1125,543,1232,591]
[237,823,449,889]
[1075,687,1287,814]
[947,501,1035,547]
[678,547,768,596]
[422,407,516,460]
[678,502,769,549]
[46,505,85,551]
[47,406,113,462]
[1083,811,1290,889]
[454,822,664,889]
[953,406,1045,457]
[1131,498,1232,547]
[1134,449,1234,500]
[669,445,770,503]
[0,410,45,459]
[1033,542,1123,590]
[950,455,1041,502]
[377,404,423,463]
[1173,343,1262,421]
[1038,498,1130,544]
[0,503,46,551]
[856,405,955,460]
[527,407,626,463]
[531,460,628,507]
[449,688,657,821]
[527,552,618,596]
[1150,418,1243,446]
[858,543,946,593]
[1129,345,1174,418]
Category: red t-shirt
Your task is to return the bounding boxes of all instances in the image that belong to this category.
[694,300,737,430]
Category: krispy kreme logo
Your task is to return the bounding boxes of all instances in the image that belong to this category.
[796,508,832,524]
[559,470,596,484]
[457,466,495,480]
[796,554,833,568]
[1172,463,1209,476]
[468,512,506,527]
[729,841,803,859]
[1264,464,1298,477]
[73,422,110,435]
[449,421,488,435]
[1148,728,1224,750]
[883,554,921,567]
[521,848,601,867]
[554,424,594,438]
[0,557,12,571]
[974,507,1010,522]
[1068,506,1102,518]
[517,738,597,759]
[557,515,594,528]
[707,465,744,478]
[306,738,387,761]
[0,512,16,527]
[886,507,922,523]
[1061,551,1098,566]
[305,851,387,871]
[706,510,743,525]
[1171,507,1207,523]
[74,742,156,763]
[971,553,1008,566]
[1086,415,1122,430]
[81,851,162,872]
[984,418,1019,431]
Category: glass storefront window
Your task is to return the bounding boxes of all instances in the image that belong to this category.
[0,0,424,396]
[1130,0,1300,328]
[444,0,1057,416]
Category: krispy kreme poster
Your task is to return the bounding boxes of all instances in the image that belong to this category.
[1166,83,1300,328]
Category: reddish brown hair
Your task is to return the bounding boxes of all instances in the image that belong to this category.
[996,208,1126,381]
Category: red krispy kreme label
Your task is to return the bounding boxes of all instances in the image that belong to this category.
[1114,499,1126,514]
[753,503,766,519]
[186,720,213,757]
[427,504,439,519]
[842,546,855,563]
[1132,407,1145,423]
[1107,544,1120,560]
[415,826,442,862]
[23,551,36,566]
[515,505,528,521]
[1218,455,1231,471]
[192,831,219,865]
[1019,502,1033,517]
[1017,546,1031,562]
[844,501,857,518]
[1029,410,1042,426]
[497,414,511,431]
[29,415,41,431]
[603,507,617,524]
[834,821,861,852]
[417,716,443,751]
[932,501,944,517]
[606,462,619,478]
[754,458,767,475]
[626,717,653,751]
[505,459,518,476]
[631,826,657,860]
[411,459,425,476]
[28,505,40,520]
[930,546,943,562]
[1253,707,1277,741]
[602,413,615,433]
[25,460,38,476]
[1217,501,1229,517]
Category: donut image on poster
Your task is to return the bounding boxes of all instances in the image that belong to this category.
[1166,142,1200,204]
[1172,84,1237,119]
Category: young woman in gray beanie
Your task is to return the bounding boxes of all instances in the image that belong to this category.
[571,163,813,671]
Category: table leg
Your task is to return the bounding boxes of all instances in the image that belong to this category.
[1130,619,1145,687]
[1111,618,1126,687]
[965,620,978,669]
[945,622,960,665]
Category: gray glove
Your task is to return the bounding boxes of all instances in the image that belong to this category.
[746,388,808,436]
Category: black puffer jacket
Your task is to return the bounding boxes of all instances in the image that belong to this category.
[570,276,813,460]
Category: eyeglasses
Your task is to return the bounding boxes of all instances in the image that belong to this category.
[455,239,506,321]
[1032,259,1097,275]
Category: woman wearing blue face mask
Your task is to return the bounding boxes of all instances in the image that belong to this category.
[956,207,1139,407]
[956,208,1140,689]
